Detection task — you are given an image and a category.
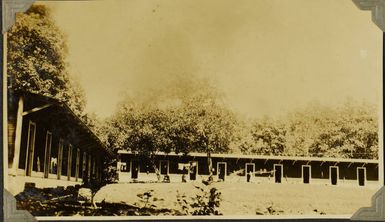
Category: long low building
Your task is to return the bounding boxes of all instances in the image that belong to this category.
[117,150,379,187]
[7,91,115,195]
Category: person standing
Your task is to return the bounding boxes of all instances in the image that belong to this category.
[247,171,251,182]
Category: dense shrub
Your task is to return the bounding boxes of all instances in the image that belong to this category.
[177,184,222,215]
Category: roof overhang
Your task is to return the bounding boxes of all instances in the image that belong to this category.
[117,150,378,164]
[11,90,116,159]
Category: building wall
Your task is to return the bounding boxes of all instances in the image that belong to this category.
[117,153,379,187]
[9,109,103,187]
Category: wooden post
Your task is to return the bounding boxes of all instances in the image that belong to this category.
[95,155,99,182]
[83,152,87,181]
[92,155,96,177]
[88,153,92,180]
[67,145,72,181]
[57,139,63,180]
[99,160,103,182]
[75,148,80,181]
[43,131,52,178]
[11,96,24,176]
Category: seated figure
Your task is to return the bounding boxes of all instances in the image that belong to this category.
[163,174,170,183]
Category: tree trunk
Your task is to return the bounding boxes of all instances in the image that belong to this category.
[149,156,161,182]
[208,152,213,177]
[91,194,97,209]
[153,164,161,182]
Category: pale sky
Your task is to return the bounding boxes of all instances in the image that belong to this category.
[41,0,382,119]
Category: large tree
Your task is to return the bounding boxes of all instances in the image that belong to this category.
[7,4,85,116]
[240,119,286,156]
[179,91,237,177]
[239,101,378,159]
[105,77,238,178]
[307,101,378,159]
[106,99,173,180]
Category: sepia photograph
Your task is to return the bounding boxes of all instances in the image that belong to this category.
[2,0,384,220]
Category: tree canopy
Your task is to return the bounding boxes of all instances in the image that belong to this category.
[104,72,378,161]
[7,4,86,116]
[102,77,238,176]
[9,6,378,163]
[239,101,378,159]
[104,77,238,158]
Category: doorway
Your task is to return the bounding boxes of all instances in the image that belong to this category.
[330,166,338,185]
[302,165,311,184]
[357,167,366,186]
[274,164,283,183]
[160,160,169,175]
[217,162,227,181]
[189,161,198,180]
[245,163,255,182]
[131,160,139,179]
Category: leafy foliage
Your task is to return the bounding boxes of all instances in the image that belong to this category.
[7,4,116,185]
[105,74,378,161]
[176,185,222,215]
[101,158,118,184]
[137,190,157,209]
[181,93,238,155]
[8,5,378,165]
[104,78,238,174]
[7,4,86,116]
[241,119,286,155]
[239,101,378,159]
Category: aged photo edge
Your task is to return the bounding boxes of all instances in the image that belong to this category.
[2,0,385,221]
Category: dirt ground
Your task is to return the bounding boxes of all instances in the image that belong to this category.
[94,181,377,216]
